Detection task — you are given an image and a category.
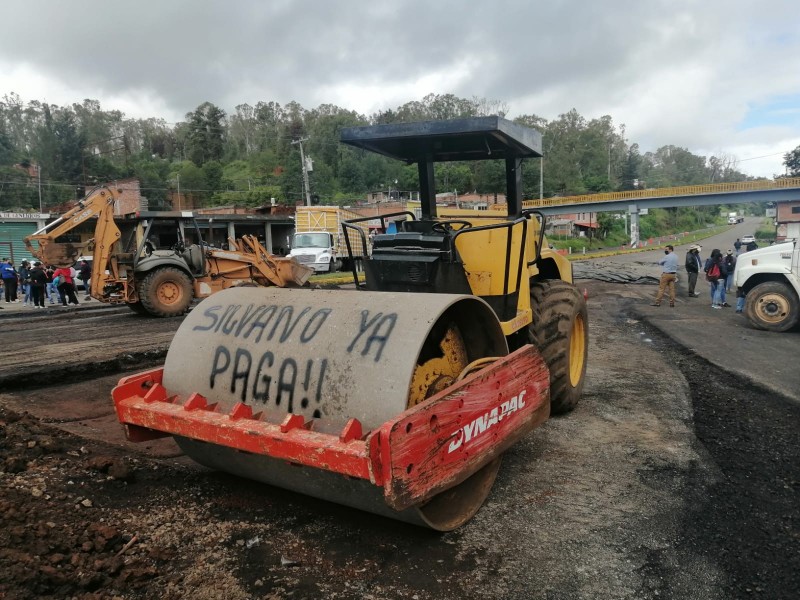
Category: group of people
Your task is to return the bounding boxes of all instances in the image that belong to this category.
[653,237,757,312]
[1,258,92,308]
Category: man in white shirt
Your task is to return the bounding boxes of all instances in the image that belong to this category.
[651,245,678,307]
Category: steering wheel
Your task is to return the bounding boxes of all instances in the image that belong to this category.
[431,220,473,234]
[172,240,186,253]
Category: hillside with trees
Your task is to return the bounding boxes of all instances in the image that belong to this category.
[0,92,771,224]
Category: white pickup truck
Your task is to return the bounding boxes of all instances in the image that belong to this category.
[734,240,800,332]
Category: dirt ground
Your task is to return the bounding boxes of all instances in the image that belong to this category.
[0,277,798,599]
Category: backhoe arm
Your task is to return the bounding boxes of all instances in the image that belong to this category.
[24,185,123,268]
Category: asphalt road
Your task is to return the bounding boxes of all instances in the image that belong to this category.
[0,225,797,600]
[576,217,800,402]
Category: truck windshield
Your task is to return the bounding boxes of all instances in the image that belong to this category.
[294,233,330,249]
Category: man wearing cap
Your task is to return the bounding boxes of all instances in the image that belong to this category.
[684,245,702,297]
[724,249,737,293]
[652,245,678,307]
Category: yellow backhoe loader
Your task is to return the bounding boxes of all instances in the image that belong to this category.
[24,185,312,317]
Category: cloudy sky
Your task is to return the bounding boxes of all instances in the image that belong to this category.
[2,0,799,177]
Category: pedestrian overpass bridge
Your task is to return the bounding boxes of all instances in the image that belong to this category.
[516,176,800,215]
[498,176,800,246]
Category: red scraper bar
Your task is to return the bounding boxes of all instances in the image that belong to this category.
[112,345,549,511]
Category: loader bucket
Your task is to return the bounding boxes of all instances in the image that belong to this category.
[270,256,314,286]
[37,242,83,268]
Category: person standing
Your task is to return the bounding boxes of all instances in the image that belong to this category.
[28,262,48,308]
[1,259,18,302]
[78,260,92,300]
[17,260,31,306]
[735,288,746,314]
[684,244,702,297]
[733,238,742,254]
[704,249,728,309]
[45,265,58,304]
[651,245,678,307]
[53,265,80,306]
[724,250,737,292]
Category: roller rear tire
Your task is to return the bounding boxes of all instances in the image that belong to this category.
[138,267,194,318]
[530,280,588,415]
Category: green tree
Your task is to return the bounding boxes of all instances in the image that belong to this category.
[202,160,224,191]
[52,110,86,183]
[541,109,586,195]
[0,122,15,165]
[620,144,642,190]
[472,159,505,194]
[784,145,800,176]
[184,102,226,165]
[436,162,472,194]
[171,161,206,207]
[596,212,617,239]
[227,103,257,158]
[132,157,169,208]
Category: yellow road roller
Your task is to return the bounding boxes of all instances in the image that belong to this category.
[112,116,588,530]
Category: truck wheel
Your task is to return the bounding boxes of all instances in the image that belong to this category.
[138,267,194,318]
[744,281,799,332]
[529,280,588,415]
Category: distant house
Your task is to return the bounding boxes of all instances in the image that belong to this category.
[545,211,599,237]
[113,178,145,216]
[365,190,420,203]
[775,200,800,241]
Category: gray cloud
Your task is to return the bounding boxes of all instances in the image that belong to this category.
[2,0,799,174]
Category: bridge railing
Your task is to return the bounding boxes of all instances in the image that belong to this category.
[489,176,800,210]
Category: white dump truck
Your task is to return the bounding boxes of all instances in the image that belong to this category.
[728,212,744,224]
[289,206,369,272]
[734,240,800,332]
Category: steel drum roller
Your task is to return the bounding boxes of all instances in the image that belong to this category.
[163,287,509,529]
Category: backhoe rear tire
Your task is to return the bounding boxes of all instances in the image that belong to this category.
[529,280,588,415]
[138,267,194,318]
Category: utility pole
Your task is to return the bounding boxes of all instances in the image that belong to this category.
[292,138,312,206]
[177,173,181,211]
[539,156,544,200]
[37,164,42,213]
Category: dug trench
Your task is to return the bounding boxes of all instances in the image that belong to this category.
[0,285,797,599]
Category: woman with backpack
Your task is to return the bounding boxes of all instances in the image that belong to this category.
[52,265,80,306]
[704,248,728,309]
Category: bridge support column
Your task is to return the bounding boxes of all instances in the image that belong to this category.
[628,205,640,248]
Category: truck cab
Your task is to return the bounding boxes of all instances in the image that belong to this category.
[734,240,800,332]
[288,231,337,272]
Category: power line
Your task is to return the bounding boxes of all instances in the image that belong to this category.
[737,151,788,162]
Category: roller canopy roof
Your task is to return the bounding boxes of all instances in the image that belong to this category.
[340,116,542,163]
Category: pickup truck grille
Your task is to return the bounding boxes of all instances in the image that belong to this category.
[294,255,314,264]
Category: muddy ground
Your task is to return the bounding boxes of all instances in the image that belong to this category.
[0,280,798,600]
